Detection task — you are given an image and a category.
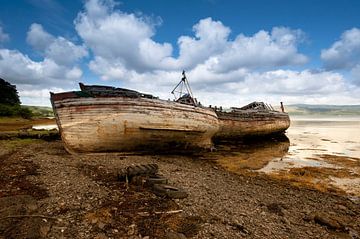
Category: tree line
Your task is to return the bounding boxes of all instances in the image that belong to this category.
[0,78,33,118]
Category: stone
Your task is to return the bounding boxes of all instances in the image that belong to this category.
[313,213,343,230]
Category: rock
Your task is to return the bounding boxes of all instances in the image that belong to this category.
[303,212,315,222]
[313,213,343,230]
[127,224,137,236]
[348,227,359,238]
[39,225,51,238]
[94,233,107,239]
[281,217,290,225]
[165,231,187,239]
[336,204,348,211]
[97,222,105,229]
[267,202,285,216]
[231,220,249,234]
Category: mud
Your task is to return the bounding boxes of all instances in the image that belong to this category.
[0,138,359,238]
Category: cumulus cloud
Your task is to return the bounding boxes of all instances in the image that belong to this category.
[321,28,360,86]
[96,66,353,108]
[70,0,360,106]
[206,27,307,73]
[26,24,54,51]
[27,23,88,66]
[195,68,357,107]
[0,49,83,85]
[351,64,360,85]
[0,24,87,86]
[75,0,172,72]
[171,17,231,70]
[321,28,360,70]
[1,0,359,106]
[0,24,88,105]
[18,85,68,106]
[0,47,82,106]
[75,0,308,81]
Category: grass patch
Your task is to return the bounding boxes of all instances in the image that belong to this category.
[0,138,40,150]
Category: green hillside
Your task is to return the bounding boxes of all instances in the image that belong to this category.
[284,104,360,116]
[22,105,54,118]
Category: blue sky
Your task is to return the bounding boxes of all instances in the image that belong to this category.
[0,0,360,106]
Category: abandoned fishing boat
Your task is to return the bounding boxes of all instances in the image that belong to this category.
[214,101,290,139]
[50,72,219,153]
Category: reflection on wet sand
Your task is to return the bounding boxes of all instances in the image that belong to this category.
[210,116,360,197]
[213,135,290,171]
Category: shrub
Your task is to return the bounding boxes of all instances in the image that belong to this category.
[0,104,33,119]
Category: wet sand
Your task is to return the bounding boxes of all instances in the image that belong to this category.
[1,138,360,238]
[1,116,360,238]
[215,115,360,196]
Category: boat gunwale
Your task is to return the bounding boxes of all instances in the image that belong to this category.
[51,95,218,119]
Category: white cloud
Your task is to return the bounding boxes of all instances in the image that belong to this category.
[75,0,308,80]
[75,0,172,72]
[1,0,359,106]
[27,23,88,66]
[26,24,54,51]
[93,67,355,108]
[207,27,307,73]
[0,24,88,105]
[171,17,231,70]
[70,0,359,106]
[321,28,360,70]
[0,26,10,43]
[321,28,360,86]
[45,37,88,66]
[0,48,83,85]
[18,85,70,106]
[351,64,360,85]
[195,69,356,106]
[0,48,81,106]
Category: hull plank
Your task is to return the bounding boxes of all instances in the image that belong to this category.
[215,110,290,139]
[52,96,219,153]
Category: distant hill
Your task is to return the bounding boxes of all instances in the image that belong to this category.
[22,105,54,118]
[18,104,360,117]
[284,104,360,116]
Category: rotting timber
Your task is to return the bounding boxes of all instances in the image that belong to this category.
[50,73,219,154]
[214,101,290,139]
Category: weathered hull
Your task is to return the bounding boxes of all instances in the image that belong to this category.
[51,95,219,153]
[214,110,290,139]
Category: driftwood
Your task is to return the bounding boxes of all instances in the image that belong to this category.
[154,210,183,215]
[138,210,183,216]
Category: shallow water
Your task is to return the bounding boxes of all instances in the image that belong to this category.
[260,116,360,172]
[214,115,360,196]
[32,124,58,130]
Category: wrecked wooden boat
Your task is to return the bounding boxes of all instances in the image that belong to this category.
[50,74,219,153]
[214,101,290,139]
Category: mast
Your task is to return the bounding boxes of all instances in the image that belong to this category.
[171,71,197,105]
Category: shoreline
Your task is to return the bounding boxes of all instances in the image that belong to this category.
[0,138,359,238]
[0,116,359,237]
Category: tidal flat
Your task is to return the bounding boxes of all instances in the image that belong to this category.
[215,115,360,197]
[0,116,359,238]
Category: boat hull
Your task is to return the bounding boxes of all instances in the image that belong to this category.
[51,95,219,153]
[214,110,290,139]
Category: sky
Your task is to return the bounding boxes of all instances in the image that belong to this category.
[0,0,360,107]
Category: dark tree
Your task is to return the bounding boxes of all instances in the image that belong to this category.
[0,78,21,105]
